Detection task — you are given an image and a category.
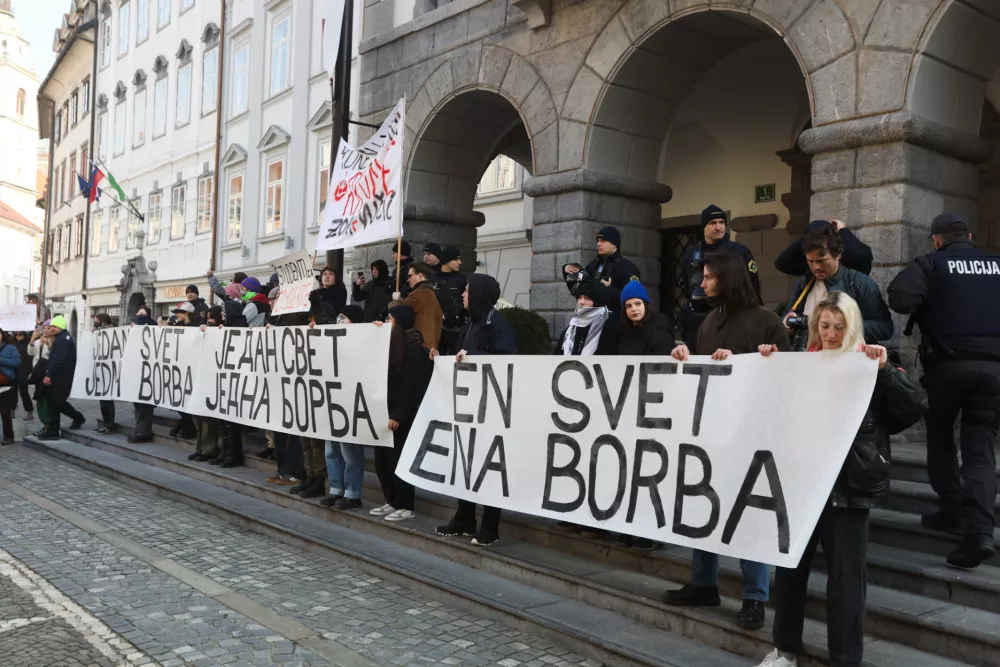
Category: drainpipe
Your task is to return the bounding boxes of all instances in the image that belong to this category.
[209,0,226,272]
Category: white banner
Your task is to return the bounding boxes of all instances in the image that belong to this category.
[0,305,36,331]
[396,353,878,567]
[271,251,317,317]
[119,325,203,411]
[190,325,393,447]
[71,327,131,400]
[316,97,405,251]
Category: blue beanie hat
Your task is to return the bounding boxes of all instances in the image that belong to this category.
[597,225,621,249]
[620,279,650,306]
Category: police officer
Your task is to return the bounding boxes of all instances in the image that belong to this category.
[679,205,760,347]
[562,225,640,312]
[435,246,468,354]
[888,212,1000,569]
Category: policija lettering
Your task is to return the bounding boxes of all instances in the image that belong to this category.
[138,327,194,408]
[85,328,128,398]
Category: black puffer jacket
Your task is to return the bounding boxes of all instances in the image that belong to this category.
[831,364,925,508]
[786,267,894,343]
[618,311,674,356]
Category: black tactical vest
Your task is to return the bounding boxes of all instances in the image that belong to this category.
[924,246,1000,339]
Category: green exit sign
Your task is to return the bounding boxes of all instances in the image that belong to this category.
[755,184,776,203]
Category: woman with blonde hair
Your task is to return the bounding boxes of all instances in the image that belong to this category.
[753,291,925,667]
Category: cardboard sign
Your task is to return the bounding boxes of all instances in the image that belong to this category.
[0,305,36,332]
[396,353,878,567]
[316,97,405,251]
[271,251,317,317]
[71,327,130,400]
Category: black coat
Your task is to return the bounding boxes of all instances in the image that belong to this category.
[45,330,76,385]
[387,331,434,427]
[583,251,640,311]
[618,312,675,356]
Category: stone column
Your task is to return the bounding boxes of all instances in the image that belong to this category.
[523,169,672,335]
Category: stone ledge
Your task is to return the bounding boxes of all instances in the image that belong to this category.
[523,168,673,203]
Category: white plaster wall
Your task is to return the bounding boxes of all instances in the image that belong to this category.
[658,40,810,227]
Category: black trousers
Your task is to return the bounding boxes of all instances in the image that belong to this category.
[133,403,154,437]
[773,506,869,667]
[45,384,84,433]
[99,400,116,427]
[923,361,1000,538]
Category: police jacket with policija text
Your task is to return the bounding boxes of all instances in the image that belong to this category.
[583,251,640,310]
[680,237,760,344]
[887,240,1000,362]
[786,267,894,343]
[45,330,77,385]
[831,363,924,509]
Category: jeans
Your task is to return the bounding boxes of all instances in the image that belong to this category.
[325,441,365,499]
[690,550,769,602]
[773,506,869,667]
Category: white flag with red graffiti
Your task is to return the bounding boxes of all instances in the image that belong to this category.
[316,97,405,251]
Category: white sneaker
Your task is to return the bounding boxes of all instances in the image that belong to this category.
[369,504,395,516]
[755,649,797,667]
[385,509,415,522]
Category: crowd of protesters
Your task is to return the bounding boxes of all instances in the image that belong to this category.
[14,203,1000,667]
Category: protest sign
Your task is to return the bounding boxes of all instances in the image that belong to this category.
[316,97,405,251]
[271,251,317,317]
[396,352,878,567]
[119,325,203,411]
[71,327,131,400]
[191,324,393,447]
[0,305,36,332]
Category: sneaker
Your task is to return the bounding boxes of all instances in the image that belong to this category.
[921,511,965,536]
[369,504,395,516]
[661,584,722,607]
[69,418,85,430]
[947,535,997,569]
[334,497,362,510]
[754,648,797,667]
[385,509,415,522]
[737,599,766,630]
[435,520,476,537]
[471,529,498,547]
[319,495,343,507]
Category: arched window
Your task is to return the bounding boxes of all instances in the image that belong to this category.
[16,89,25,117]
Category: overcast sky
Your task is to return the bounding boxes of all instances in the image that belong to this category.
[14,0,68,78]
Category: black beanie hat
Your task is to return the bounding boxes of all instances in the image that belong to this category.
[439,245,462,264]
[701,205,727,228]
[388,304,416,330]
[339,305,365,324]
[596,226,621,249]
[186,284,199,295]
[423,242,442,259]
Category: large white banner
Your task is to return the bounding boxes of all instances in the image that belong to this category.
[396,353,878,567]
[0,305,36,331]
[71,327,131,400]
[119,325,204,412]
[270,251,317,317]
[316,97,405,251]
[191,325,393,447]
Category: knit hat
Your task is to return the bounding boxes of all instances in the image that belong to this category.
[387,304,416,330]
[596,226,621,249]
[620,279,651,306]
[439,245,462,264]
[391,240,411,256]
[186,284,199,296]
[241,277,262,293]
[423,242,442,260]
[50,315,67,330]
[224,282,243,300]
[339,305,365,324]
[701,205,727,228]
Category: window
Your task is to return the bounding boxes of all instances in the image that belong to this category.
[153,76,167,137]
[226,173,242,243]
[270,16,290,95]
[69,152,77,197]
[71,90,78,126]
[231,43,249,116]
[318,139,331,222]
[171,183,185,239]
[55,228,62,263]
[118,2,130,55]
[264,158,283,234]
[175,63,191,126]
[136,0,149,43]
[109,206,120,252]
[197,175,212,233]
[101,15,111,68]
[15,89,24,118]
[147,191,161,243]
[63,224,71,260]
[114,100,126,156]
[127,198,141,247]
[91,210,102,255]
[133,88,146,146]
[74,217,84,257]
[201,47,217,115]
[97,112,108,161]
[158,0,170,28]
[82,79,90,114]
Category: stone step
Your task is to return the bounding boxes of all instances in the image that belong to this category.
[25,428,992,667]
[887,479,1000,523]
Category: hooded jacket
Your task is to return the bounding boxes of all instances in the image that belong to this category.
[397,280,443,350]
[457,274,517,355]
[242,293,272,327]
[352,259,392,322]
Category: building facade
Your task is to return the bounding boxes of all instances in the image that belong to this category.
[38,0,96,339]
[354,0,1000,339]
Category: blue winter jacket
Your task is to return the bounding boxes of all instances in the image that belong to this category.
[0,341,21,383]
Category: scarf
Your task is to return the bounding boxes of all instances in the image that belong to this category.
[563,306,609,356]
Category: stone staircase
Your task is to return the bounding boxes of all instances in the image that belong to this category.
[22,409,999,667]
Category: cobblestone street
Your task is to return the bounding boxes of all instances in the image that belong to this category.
[0,444,601,667]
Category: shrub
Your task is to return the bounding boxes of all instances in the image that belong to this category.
[498,305,551,354]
